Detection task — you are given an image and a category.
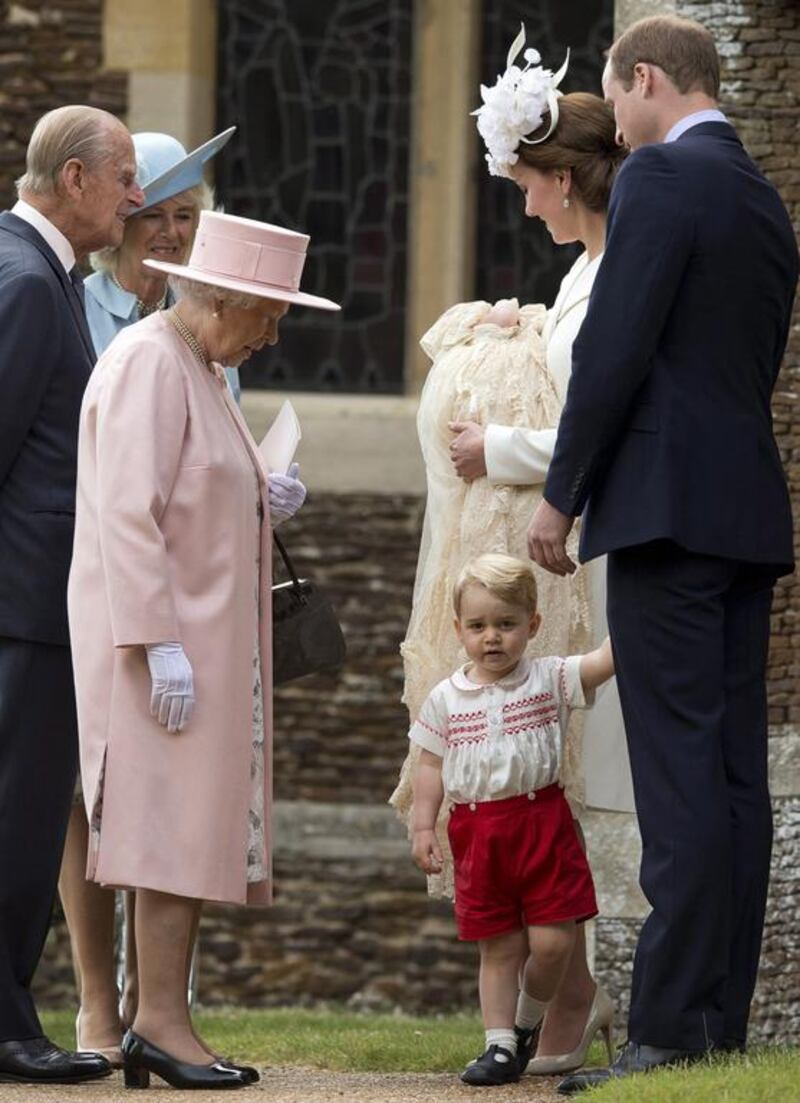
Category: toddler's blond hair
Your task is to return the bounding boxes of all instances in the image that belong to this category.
[453,553,538,617]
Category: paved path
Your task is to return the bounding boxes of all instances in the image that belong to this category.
[0,1067,563,1102]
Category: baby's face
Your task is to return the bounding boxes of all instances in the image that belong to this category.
[455,585,540,683]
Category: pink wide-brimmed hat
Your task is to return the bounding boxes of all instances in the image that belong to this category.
[143,209,340,312]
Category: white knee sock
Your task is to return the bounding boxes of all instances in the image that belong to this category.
[515,990,548,1031]
[485,1028,517,1056]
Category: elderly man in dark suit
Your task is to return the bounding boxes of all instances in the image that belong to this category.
[526,15,798,1093]
[0,104,143,1083]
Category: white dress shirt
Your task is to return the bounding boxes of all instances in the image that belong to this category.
[11,199,76,274]
[664,108,729,143]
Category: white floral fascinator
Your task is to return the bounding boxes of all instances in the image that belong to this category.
[472,24,570,178]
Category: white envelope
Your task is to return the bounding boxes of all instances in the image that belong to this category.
[259,399,301,474]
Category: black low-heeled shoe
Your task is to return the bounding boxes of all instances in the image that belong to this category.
[217,1058,260,1084]
[121,1030,250,1090]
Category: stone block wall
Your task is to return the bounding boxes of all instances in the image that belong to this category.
[0,0,127,207]
[271,494,423,804]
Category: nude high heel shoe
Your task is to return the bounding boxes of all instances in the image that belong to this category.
[526,984,614,1076]
[76,1009,124,1069]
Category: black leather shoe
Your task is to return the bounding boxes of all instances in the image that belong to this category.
[515,1023,540,1074]
[461,1044,520,1086]
[217,1058,260,1084]
[122,1029,250,1089]
[557,1040,706,1094]
[0,1037,112,1083]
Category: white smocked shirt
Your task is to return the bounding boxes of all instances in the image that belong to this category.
[409,655,593,805]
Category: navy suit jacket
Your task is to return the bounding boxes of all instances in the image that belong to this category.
[545,123,798,572]
[0,212,95,645]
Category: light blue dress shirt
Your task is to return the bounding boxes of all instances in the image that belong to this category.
[84,271,242,403]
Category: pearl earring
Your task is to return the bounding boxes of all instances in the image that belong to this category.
[212,310,220,319]
[562,197,570,209]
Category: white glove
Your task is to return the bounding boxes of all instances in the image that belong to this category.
[145,641,194,733]
[268,462,307,526]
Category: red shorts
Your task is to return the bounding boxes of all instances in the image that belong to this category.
[447,785,598,941]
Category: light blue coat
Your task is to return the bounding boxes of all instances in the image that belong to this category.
[84,272,242,402]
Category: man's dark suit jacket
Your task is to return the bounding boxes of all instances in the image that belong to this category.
[0,212,95,644]
[545,123,798,572]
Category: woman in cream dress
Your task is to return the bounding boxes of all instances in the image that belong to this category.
[482,249,634,815]
[393,91,634,1073]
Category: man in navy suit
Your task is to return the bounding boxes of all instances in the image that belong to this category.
[525,15,798,1092]
[0,105,142,1083]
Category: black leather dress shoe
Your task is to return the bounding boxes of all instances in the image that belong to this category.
[557,1040,706,1094]
[0,1037,112,1083]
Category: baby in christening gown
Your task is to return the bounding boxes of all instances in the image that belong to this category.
[391,298,591,896]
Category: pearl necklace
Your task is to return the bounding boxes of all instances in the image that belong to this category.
[166,308,209,368]
[111,271,167,318]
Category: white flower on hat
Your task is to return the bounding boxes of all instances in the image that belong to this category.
[472,25,570,178]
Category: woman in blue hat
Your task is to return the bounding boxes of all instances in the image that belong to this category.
[58,127,239,1068]
[83,128,240,399]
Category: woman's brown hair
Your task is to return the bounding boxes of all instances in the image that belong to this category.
[516,92,626,213]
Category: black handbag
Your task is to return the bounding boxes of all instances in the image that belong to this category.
[271,530,347,684]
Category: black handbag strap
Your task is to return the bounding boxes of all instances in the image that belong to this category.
[273,531,305,596]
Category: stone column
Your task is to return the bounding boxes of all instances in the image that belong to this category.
[103,0,217,149]
[405,0,482,392]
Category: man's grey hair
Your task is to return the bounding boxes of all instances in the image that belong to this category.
[89,182,214,276]
[16,105,121,197]
[170,274,265,311]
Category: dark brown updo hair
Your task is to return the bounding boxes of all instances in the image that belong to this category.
[516,92,626,213]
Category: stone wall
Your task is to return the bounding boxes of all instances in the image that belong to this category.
[271,494,423,804]
[0,0,127,208]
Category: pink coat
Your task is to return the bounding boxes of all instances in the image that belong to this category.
[68,312,273,906]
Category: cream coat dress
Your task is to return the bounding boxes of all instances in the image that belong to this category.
[68,312,273,906]
[484,252,634,813]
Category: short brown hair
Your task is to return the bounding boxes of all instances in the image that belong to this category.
[609,14,720,98]
[517,93,626,214]
[453,554,538,618]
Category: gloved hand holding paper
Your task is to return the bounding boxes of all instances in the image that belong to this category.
[259,399,301,474]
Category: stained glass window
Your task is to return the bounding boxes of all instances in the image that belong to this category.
[216,0,412,393]
[476,0,614,308]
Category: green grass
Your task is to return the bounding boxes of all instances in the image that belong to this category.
[42,1006,493,1073]
[41,1008,800,1098]
[586,1048,800,1103]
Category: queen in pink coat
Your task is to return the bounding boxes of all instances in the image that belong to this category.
[68,210,339,1092]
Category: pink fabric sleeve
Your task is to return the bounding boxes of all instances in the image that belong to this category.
[94,339,187,647]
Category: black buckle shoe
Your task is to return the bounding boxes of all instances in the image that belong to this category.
[461,1045,520,1086]
[515,1023,540,1074]
[557,1040,706,1095]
